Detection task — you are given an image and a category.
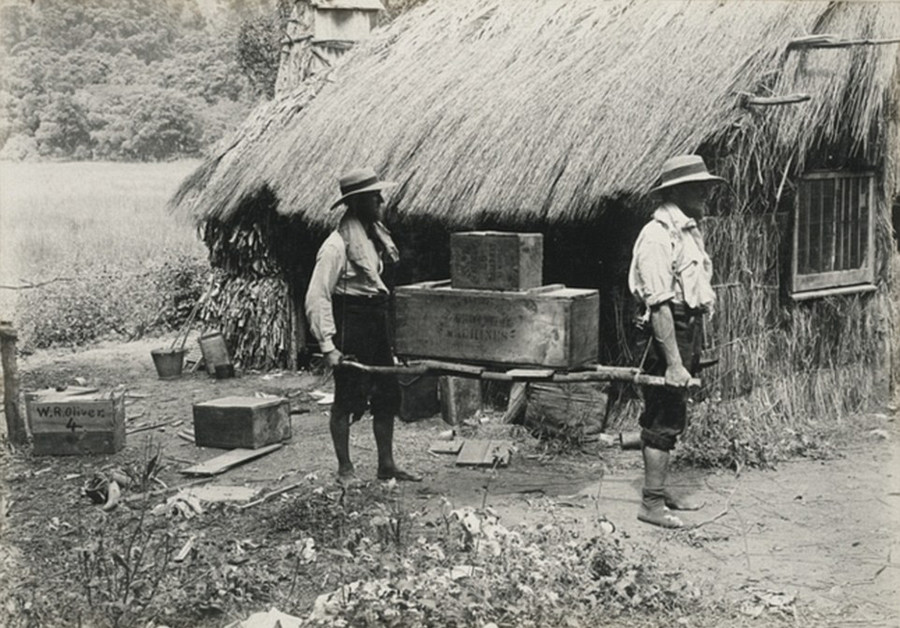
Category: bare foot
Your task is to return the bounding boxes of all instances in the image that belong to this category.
[377,468,423,482]
[637,505,684,528]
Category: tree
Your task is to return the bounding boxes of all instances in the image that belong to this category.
[235,13,281,99]
[33,93,91,157]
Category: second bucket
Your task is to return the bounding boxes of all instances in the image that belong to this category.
[199,331,233,378]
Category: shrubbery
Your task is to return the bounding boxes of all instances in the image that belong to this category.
[20,254,208,349]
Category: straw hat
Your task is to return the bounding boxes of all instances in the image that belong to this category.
[650,155,724,193]
[330,167,397,209]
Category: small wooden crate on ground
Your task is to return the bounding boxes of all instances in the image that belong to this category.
[27,390,125,455]
[192,396,291,449]
[450,231,543,291]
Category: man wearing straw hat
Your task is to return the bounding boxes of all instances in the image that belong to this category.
[628,154,723,528]
[305,167,422,483]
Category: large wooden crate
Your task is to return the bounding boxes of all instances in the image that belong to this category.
[451,231,543,291]
[192,396,291,449]
[394,282,599,368]
[27,391,125,456]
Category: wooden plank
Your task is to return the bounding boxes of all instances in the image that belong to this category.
[180,443,283,476]
[429,439,465,454]
[456,440,512,467]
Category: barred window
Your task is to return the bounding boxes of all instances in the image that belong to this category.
[792,172,875,298]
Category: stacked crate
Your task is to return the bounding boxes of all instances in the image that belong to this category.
[395,231,600,369]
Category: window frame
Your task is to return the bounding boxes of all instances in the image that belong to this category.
[791,170,876,298]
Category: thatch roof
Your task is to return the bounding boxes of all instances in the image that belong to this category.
[171,0,900,229]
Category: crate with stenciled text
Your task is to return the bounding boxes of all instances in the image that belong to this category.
[450,231,543,291]
[192,396,291,449]
[394,281,599,368]
[27,390,126,456]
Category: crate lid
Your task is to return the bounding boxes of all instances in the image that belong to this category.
[194,396,286,409]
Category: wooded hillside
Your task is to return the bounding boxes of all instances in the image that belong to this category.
[0,0,286,161]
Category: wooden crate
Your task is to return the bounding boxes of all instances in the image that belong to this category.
[27,391,125,456]
[451,231,543,291]
[524,382,610,440]
[192,396,291,450]
[398,374,440,422]
[439,376,482,425]
[394,283,599,368]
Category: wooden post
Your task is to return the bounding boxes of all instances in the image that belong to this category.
[0,322,28,445]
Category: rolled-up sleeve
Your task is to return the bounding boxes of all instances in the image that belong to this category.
[305,236,345,353]
[629,223,676,307]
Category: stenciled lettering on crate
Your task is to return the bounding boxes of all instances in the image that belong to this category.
[395,284,599,368]
[27,391,126,456]
[450,231,543,291]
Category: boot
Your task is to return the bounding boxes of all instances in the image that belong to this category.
[637,446,684,528]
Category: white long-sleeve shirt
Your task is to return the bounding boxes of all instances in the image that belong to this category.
[304,231,386,353]
[628,203,715,312]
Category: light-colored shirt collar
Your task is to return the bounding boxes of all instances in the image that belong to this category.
[653,202,697,232]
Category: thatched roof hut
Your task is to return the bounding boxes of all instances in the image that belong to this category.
[172,0,900,446]
[173,0,900,228]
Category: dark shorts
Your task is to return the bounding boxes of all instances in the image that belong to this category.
[331,294,401,420]
[638,303,704,451]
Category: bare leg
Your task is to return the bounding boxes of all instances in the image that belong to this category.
[330,407,354,477]
[373,413,422,481]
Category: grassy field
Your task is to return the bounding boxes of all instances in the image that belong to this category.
[0,160,208,345]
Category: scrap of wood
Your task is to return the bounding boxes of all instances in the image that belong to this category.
[429,439,465,455]
[502,382,528,424]
[456,440,513,467]
[174,535,196,562]
[122,477,214,503]
[177,429,195,443]
[238,481,304,510]
[180,443,284,476]
[184,485,258,503]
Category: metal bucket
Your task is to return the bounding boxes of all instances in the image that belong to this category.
[151,348,186,380]
[199,331,232,376]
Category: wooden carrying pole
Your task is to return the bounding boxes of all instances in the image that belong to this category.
[0,323,28,445]
[338,360,701,388]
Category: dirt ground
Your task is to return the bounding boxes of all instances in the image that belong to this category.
[1,338,898,627]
